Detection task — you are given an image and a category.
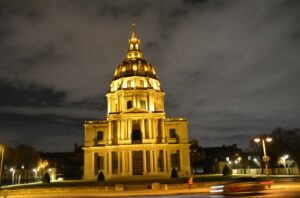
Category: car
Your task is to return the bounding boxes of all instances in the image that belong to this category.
[210,177,273,194]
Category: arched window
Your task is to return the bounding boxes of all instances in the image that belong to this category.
[127,80,132,88]
[140,80,144,87]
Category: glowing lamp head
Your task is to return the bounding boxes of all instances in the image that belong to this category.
[254,138,261,143]
[266,137,272,142]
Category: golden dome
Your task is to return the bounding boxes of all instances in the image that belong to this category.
[113,24,159,80]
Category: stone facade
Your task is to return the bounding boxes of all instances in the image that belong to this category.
[83,24,191,180]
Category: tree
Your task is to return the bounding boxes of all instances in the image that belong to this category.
[268,128,300,167]
[13,144,40,170]
[222,165,232,176]
[97,172,105,181]
[43,172,50,183]
[3,144,40,184]
[249,128,300,168]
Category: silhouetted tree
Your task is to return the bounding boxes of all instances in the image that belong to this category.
[249,128,300,168]
[222,165,232,176]
[13,144,40,170]
[2,144,40,184]
[43,172,50,183]
[171,167,178,178]
[97,172,105,181]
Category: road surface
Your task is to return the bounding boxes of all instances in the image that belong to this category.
[2,188,300,198]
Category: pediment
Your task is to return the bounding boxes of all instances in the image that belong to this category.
[123,107,150,113]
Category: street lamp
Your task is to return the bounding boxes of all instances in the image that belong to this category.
[33,168,38,182]
[254,137,272,180]
[0,145,4,186]
[10,167,15,184]
[281,154,289,175]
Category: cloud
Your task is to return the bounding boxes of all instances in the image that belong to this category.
[159,0,300,141]
[0,0,299,151]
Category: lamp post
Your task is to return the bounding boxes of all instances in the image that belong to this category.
[281,154,289,175]
[0,145,4,186]
[33,168,37,182]
[10,168,15,184]
[254,137,272,180]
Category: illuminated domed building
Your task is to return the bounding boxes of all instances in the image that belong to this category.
[83,24,191,180]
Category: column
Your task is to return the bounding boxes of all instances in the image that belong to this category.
[108,121,112,144]
[152,119,157,142]
[133,94,136,107]
[150,119,153,139]
[117,121,120,141]
[129,151,132,175]
[167,150,171,172]
[118,152,121,174]
[93,152,96,175]
[122,151,125,175]
[141,119,145,139]
[117,95,120,112]
[154,150,158,172]
[114,121,120,142]
[108,152,112,174]
[148,119,152,139]
[107,97,111,113]
[104,152,107,175]
[128,120,132,140]
[120,120,124,140]
[163,150,167,172]
[161,119,165,143]
[179,150,183,172]
[124,120,128,140]
[150,150,154,173]
[143,150,147,174]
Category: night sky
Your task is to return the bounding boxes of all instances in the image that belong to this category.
[0,0,299,152]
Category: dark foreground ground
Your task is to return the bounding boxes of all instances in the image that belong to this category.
[1,175,300,198]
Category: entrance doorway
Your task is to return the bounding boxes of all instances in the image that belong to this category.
[132,151,143,175]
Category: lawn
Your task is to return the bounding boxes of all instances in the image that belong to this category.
[1,174,299,190]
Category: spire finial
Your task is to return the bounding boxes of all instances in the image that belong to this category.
[131,23,137,40]
[127,23,142,59]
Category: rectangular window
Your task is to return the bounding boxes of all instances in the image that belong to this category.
[94,154,104,173]
[169,128,177,138]
[158,150,164,172]
[112,152,118,174]
[171,153,178,167]
[140,100,146,109]
[127,100,132,109]
[97,131,103,141]
[98,156,104,170]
